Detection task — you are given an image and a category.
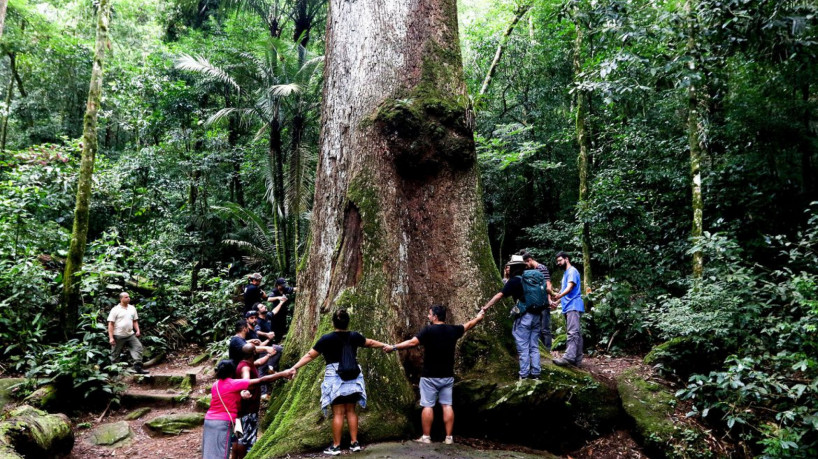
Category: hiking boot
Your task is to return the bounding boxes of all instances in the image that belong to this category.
[444,436,454,445]
[323,444,341,456]
[133,365,149,375]
[414,435,431,444]
[528,374,540,380]
[349,441,362,452]
[553,358,575,367]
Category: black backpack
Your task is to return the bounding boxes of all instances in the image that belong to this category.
[337,333,361,381]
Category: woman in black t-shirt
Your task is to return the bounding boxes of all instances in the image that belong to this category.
[288,310,389,456]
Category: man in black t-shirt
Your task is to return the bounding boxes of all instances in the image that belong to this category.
[522,252,556,354]
[243,273,267,313]
[384,305,485,445]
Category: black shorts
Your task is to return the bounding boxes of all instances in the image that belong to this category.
[331,393,362,405]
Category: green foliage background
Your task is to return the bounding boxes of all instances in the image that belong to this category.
[0,0,815,456]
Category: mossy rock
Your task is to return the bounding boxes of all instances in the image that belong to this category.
[452,363,621,453]
[124,407,152,420]
[617,369,713,458]
[190,352,211,366]
[88,421,132,446]
[0,405,74,458]
[22,385,59,412]
[194,395,211,412]
[644,337,728,381]
[144,413,205,436]
[0,379,25,411]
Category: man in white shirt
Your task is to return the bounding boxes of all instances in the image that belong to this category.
[107,292,148,374]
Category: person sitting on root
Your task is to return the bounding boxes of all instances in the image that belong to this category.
[287,309,390,456]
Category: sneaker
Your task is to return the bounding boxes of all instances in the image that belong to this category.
[414,435,431,444]
[350,441,362,452]
[133,366,149,375]
[528,375,540,380]
[444,436,454,445]
[553,358,576,367]
[323,444,341,456]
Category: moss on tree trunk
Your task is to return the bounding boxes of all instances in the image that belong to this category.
[61,0,112,334]
[249,0,511,456]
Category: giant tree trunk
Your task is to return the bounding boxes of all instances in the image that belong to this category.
[250,0,510,455]
[61,0,112,334]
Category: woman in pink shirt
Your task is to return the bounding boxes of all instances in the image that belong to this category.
[203,359,293,459]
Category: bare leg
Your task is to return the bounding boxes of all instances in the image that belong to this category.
[421,407,434,437]
[442,405,454,436]
[331,404,345,446]
[345,403,358,443]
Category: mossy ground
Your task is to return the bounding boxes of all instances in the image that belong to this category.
[617,368,713,458]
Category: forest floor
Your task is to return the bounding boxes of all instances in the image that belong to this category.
[67,347,655,459]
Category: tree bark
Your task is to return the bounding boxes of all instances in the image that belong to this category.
[0,0,7,39]
[573,14,592,295]
[686,0,705,279]
[479,4,531,97]
[250,0,509,455]
[61,0,112,335]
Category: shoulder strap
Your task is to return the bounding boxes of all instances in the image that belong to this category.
[215,380,235,424]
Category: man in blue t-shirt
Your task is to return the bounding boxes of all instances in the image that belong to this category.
[481,254,542,380]
[551,251,585,367]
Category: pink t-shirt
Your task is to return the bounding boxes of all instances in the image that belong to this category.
[205,378,251,422]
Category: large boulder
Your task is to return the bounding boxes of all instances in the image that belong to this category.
[144,413,205,435]
[617,369,715,458]
[453,363,621,453]
[87,421,132,447]
[0,405,74,458]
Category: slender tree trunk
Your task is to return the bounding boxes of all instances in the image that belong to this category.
[289,113,306,262]
[479,4,531,97]
[801,79,815,198]
[61,0,113,335]
[686,0,705,279]
[573,14,593,296]
[0,66,13,153]
[250,0,509,455]
[0,0,7,39]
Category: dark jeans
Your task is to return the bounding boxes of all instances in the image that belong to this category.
[539,310,552,352]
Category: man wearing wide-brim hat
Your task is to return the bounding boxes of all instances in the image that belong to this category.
[480,254,542,380]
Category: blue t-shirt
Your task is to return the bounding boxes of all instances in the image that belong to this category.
[560,266,584,313]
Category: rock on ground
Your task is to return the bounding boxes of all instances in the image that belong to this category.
[0,405,74,458]
[144,412,205,436]
[87,421,132,446]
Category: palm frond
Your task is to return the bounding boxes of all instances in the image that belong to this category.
[175,54,240,92]
[268,83,302,98]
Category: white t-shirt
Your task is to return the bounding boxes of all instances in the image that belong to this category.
[107,304,138,337]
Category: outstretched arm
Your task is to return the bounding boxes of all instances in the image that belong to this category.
[364,338,389,349]
[289,349,320,372]
[383,336,420,353]
[247,369,294,386]
[481,292,505,312]
[463,310,485,332]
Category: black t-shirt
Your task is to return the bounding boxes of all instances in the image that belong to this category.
[415,324,465,378]
[312,331,366,364]
[256,315,272,334]
[243,284,264,312]
[270,303,289,343]
[501,276,524,302]
[229,336,247,364]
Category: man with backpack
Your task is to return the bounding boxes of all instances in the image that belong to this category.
[481,254,548,379]
[383,305,485,444]
[522,252,556,355]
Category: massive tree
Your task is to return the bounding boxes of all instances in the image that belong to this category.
[249,0,510,455]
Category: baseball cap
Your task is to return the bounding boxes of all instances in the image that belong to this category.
[245,310,258,318]
[275,277,287,286]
